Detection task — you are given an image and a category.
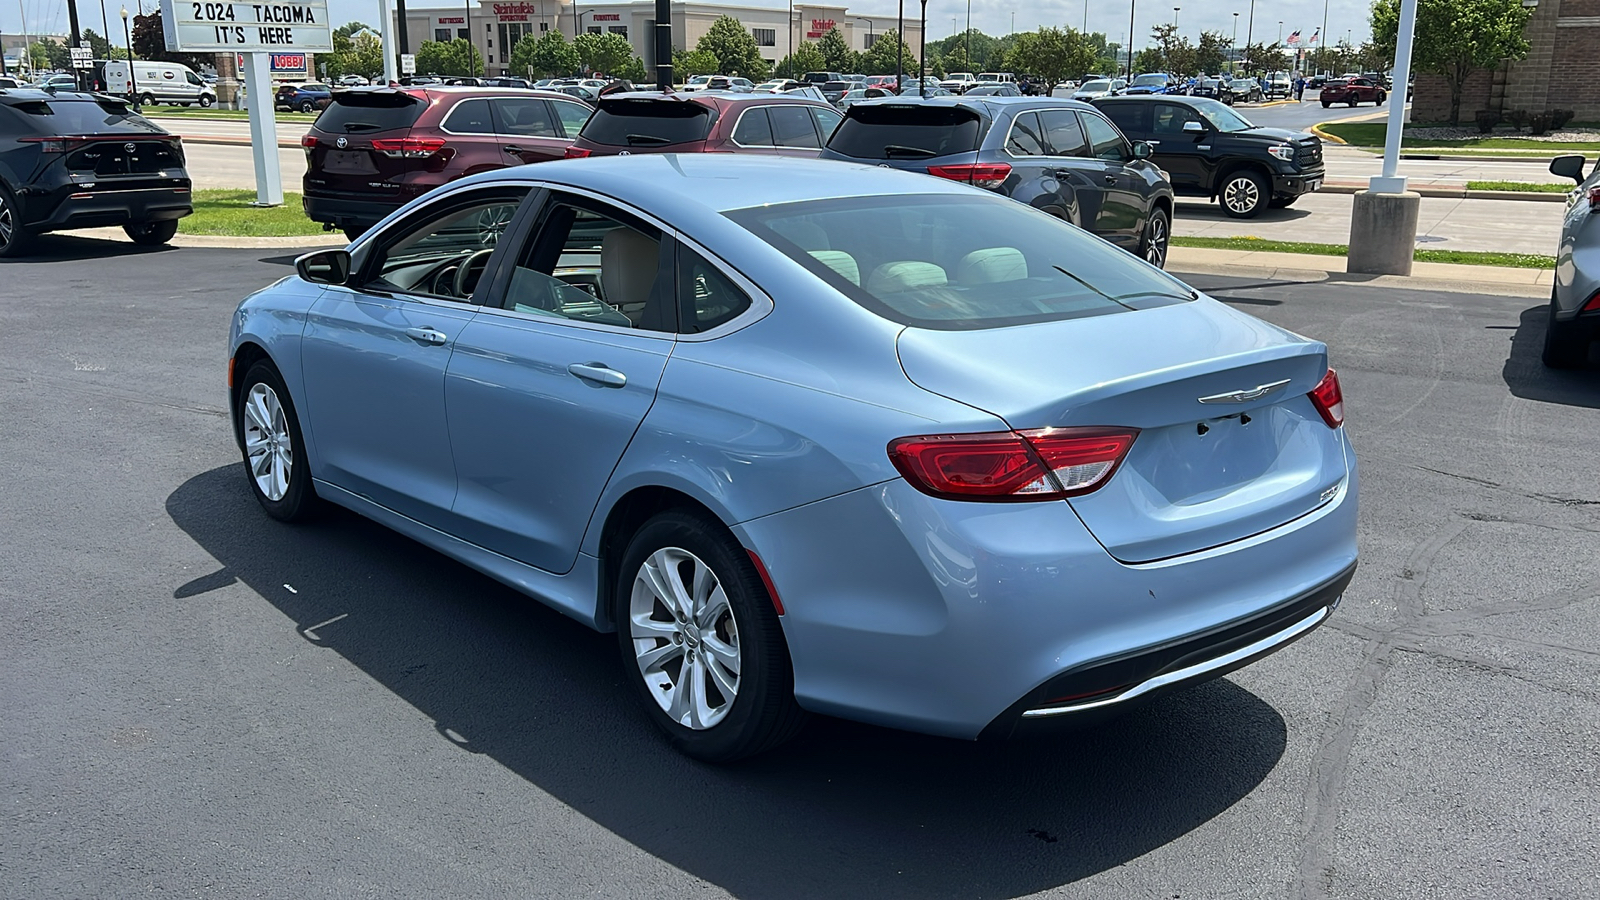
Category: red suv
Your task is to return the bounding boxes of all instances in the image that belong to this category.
[1319,77,1386,108]
[565,92,843,159]
[301,86,593,238]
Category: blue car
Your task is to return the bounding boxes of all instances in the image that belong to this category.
[1124,73,1180,95]
[275,81,332,112]
[228,155,1358,761]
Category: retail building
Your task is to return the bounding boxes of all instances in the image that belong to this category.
[1413,0,1600,122]
[391,1,920,77]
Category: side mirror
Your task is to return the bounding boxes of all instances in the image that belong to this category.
[1550,154,1586,185]
[1131,141,1153,160]
[1182,119,1206,134]
[296,248,351,285]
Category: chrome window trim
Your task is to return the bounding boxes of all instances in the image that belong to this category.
[728,103,828,150]
[470,182,774,341]
[438,97,500,136]
[481,96,564,139]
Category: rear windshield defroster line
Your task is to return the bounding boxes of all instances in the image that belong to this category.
[581,99,716,146]
[828,104,983,160]
[319,92,426,133]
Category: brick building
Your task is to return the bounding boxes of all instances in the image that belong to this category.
[1413,0,1600,123]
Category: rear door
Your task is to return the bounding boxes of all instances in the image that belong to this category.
[490,95,570,164]
[766,104,825,157]
[438,97,506,177]
[1035,108,1117,235]
[1001,111,1072,217]
[304,91,427,199]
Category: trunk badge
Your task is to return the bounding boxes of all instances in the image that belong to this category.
[1198,378,1291,404]
[336,137,348,148]
[124,142,137,153]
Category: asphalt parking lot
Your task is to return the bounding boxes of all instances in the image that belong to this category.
[3,238,1598,899]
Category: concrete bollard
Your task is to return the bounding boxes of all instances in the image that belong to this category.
[1347,190,1422,276]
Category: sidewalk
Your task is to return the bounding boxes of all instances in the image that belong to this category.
[1166,245,1552,299]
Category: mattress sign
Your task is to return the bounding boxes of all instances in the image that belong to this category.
[160,0,333,52]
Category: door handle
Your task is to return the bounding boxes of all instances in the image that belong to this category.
[502,145,525,153]
[1104,174,1118,185]
[405,326,448,345]
[568,363,627,388]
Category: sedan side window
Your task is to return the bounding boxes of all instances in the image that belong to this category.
[1038,109,1088,157]
[493,97,558,136]
[1079,112,1130,162]
[365,190,529,301]
[500,194,677,332]
[678,244,752,333]
[769,105,821,148]
[1006,112,1045,156]
[732,108,774,146]
[550,100,592,138]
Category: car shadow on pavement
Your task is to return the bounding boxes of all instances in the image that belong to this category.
[5,232,176,263]
[1502,304,1600,408]
[167,465,1289,900]
[1173,199,1315,223]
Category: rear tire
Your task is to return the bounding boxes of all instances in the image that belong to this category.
[299,100,315,113]
[237,361,320,521]
[1219,170,1269,218]
[1321,100,1330,108]
[615,510,806,762]
[140,93,155,107]
[124,220,178,245]
[1140,206,1170,268]
[1543,289,1595,368]
[0,183,34,259]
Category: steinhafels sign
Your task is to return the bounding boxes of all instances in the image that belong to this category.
[493,2,537,21]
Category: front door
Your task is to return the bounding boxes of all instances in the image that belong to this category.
[299,187,530,522]
[445,191,678,573]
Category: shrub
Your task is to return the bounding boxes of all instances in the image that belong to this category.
[1474,110,1501,134]
[1550,108,1575,129]
[1506,108,1530,131]
[1529,113,1551,136]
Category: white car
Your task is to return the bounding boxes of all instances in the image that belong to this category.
[941,72,977,93]
[1071,78,1126,100]
[338,74,369,86]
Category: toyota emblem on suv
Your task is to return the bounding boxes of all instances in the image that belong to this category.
[336,137,348,149]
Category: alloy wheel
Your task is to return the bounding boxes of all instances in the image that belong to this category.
[1223,176,1261,215]
[0,193,12,250]
[242,382,293,502]
[1145,213,1169,267]
[476,205,514,245]
[629,547,742,730]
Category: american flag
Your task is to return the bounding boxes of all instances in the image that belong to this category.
[1309,28,1320,45]
[1285,30,1302,47]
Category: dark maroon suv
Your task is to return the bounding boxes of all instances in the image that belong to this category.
[565,92,843,159]
[302,86,593,238]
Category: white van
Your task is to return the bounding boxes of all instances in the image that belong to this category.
[976,72,1016,84]
[104,60,217,107]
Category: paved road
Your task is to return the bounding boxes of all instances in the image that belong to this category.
[2,242,1597,899]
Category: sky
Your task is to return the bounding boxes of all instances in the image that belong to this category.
[3,0,1374,50]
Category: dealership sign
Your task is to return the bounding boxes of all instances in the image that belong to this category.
[161,0,333,52]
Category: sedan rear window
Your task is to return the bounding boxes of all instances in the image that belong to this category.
[4,98,163,135]
[581,99,715,146]
[318,92,426,133]
[827,104,983,160]
[727,194,1192,330]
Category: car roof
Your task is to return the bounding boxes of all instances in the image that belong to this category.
[599,90,827,108]
[455,153,972,214]
[851,95,1096,114]
[0,88,127,105]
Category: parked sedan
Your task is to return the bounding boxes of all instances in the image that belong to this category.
[1071,78,1126,101]
[1226,77,1264,104]
[1542,154,1600,367]
[232,154,1357,761]
[822,96,1175,266]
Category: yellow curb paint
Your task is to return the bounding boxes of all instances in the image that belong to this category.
[1311,122,1347,144]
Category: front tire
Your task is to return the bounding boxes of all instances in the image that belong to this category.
[237,361,320,521]
[1219,170,1269,218]
[124,219,178,245]
[615,510,805,762]
[1140,206,1170,268]
[1543,289,1595,368]
[199,94,213,108]
[1376,91,1386,105]
[299,100,315,113]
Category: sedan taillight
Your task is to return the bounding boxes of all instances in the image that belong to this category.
[370,136,447,158]
[888,427,1138,502]
[926,162,1013,189]
[1309,369,1345,429]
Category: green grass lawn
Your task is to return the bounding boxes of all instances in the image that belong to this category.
[1170,235,1555,269]
[1320,121,1600,151]
[1466,180,1572,193]
[179,190,327,237]
[144,106,318,123]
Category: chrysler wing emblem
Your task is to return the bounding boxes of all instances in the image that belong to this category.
[1197,378,1291,404]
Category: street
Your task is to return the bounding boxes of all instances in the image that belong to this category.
[3,243,1596,899]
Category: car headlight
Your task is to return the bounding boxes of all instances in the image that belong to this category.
[1268,144,1296,162]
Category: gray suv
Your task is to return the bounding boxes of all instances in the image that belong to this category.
[820,96,1175,267]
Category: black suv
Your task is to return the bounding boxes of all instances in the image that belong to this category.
[1091,95,1323,218]
[0,88,191,256]
[821,97,1176,267]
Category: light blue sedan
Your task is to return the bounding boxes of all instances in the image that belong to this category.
[229,155,1358,761]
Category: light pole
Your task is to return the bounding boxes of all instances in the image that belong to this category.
[895,0,903,91]
[1244,0,1255,74]
[965,0,971,71]
[1173,7,1179,28]
[853,15,874,52]
[100,0,111,83]
[1126,0,1135,78]
[119,6,136,105]
[1231,11,1238,72]
[1319,0,1329,76]
[787,0,793,79]
[917,0,928,96]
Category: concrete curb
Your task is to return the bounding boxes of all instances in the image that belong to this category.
[1165,246,1552,299]
[1317,181,1569,202]
[72,226,345,249]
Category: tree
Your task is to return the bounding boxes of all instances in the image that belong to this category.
[323,30,385,80]
[1240,41,1288,75]
[695,15,769,78]
[415,38,483,77]
[1007,27,1096,86]
[861,29,916,76]
[512,30,580,77]
[81,29,115,60]
[574,31,633,76]
[674,48,722,78]
[1133,48,1163,74]
[334,21,371,39]
[1372,0,1530,125]
[817,26,857,73]
[775,41,825,79]
[616,56,648,83]
[1148,23,1195,74]
[1194,31,1230,75]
